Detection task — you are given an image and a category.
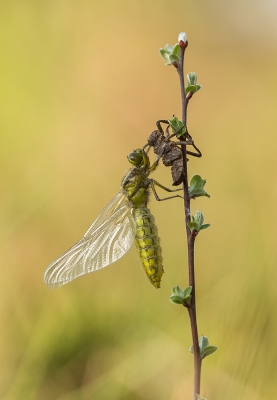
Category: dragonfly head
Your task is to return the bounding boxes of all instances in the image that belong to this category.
[127,149,149,168]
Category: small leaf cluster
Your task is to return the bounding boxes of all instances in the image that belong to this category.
[188,211,210,235]
[160,43,181,67]
[189,336,217,359]
[170,285,192,307]
[189,175,210,199]
[186,72,202,96]
[168,116,186,138]
[159,32,187,67]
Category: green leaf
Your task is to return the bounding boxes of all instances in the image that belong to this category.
[169,295,184,305]
[169,54,180,63]
[168,116,182,131]
[168,116,186,138]
[185,85,197,95]
[183,286,192,297]
[189,345,194,354]
[203,345,218,357]
[190,188,210,199]
[171,285,184,297]
[172,43,181,55]
[182,286,192,307]
[164,44,174,53]
[185,85,202,95]
[159,49,170,63]
[199,336,209,353]
[194,211,204,227]
[190,174,203,188]
[189,175,210,199]
[199,223,211,231]
[176,130,186,138]
[187,72,197,86]
[188,221,198,231]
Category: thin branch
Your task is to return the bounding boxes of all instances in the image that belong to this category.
[176,41,202,400]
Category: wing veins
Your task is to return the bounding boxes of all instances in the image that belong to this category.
[44,193,135,289]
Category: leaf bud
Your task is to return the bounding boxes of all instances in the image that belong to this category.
[178,32,187,47]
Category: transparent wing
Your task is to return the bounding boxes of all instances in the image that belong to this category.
[44,193,135,289]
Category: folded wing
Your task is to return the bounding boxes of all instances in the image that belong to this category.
[44,193,135,289]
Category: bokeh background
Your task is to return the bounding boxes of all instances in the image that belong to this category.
[1,1,277,399]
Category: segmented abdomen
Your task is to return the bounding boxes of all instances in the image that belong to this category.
[133,206,164,288]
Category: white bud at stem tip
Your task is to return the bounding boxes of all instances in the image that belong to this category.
[178,32,187,43]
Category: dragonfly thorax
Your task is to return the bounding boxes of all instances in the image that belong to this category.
[122,149,153,207]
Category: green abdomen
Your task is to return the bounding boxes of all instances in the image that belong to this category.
[133,206,164,288]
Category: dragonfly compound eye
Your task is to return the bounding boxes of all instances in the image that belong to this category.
[127,150,143,166]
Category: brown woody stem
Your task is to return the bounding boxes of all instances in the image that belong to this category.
[177,42,202,400]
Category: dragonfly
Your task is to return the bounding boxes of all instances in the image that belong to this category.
[44,147,183,290]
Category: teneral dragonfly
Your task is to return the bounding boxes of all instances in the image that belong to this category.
[44,148,183,289]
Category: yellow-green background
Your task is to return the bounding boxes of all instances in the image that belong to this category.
[1,1,277,399]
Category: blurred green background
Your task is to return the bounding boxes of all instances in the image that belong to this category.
[1,1,277,399]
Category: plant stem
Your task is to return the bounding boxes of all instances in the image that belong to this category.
[177,43,202,400]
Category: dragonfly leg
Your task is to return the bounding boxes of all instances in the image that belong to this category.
[175,141,202,158]
[143,143,151,152]
[148,149,165,173]
[149,179,184,201]
[156,119,170,134]
[156,119,185,140]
